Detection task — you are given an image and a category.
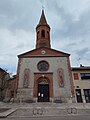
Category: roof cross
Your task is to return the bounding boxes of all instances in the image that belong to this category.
[41,0,45,10]
[42,5,44,10]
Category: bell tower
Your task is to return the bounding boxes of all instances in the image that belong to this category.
[36,10,51,48]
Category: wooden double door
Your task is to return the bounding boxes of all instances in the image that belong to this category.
[38,84,50,102]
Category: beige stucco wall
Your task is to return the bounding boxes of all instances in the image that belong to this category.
[17,56,72,102]
[72,70,90,103]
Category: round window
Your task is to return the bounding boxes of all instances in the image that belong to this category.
[37,61,49,71]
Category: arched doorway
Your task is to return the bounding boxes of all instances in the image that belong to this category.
[38,77,50,102]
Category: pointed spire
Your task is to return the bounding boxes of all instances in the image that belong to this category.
[39,9,47,25]
[36,9,51,48]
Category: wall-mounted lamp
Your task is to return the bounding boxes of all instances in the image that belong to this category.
[42,74,45,78]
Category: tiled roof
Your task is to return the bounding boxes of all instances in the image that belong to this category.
[71,67,90,71]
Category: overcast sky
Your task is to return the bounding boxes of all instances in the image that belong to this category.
[0,0,90,74]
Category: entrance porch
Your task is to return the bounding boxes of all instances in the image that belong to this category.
[34,73,53,102]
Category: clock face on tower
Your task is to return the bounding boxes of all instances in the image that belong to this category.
[41,50,46,54]
[37,61,49,71]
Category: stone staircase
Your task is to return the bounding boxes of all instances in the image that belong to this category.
[0,102,90,118]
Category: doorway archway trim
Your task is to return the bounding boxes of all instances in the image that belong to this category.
[34,73,53,99]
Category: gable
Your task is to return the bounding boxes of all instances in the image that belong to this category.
[18,47,70,58]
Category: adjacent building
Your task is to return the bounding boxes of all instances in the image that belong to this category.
[4,75,16,102]
[72,65,90,103]
[0,68,9,100]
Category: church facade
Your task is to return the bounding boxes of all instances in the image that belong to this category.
[16,10,74,103]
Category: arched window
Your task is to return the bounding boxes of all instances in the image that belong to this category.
[41,30,45,37]
[47,31,49,39]
[23,69,30,88]
[37,31,39,40]
[37,61,49,71]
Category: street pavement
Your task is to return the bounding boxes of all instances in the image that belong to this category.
[0,115,90,120]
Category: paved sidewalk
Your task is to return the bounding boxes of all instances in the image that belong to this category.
[0,115,90,120]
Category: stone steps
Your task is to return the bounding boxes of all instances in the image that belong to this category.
[8,107,68,117]
[0,102,90,118]
[8,105,90,118]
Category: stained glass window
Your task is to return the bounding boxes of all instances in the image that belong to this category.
[37,61,49,71]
